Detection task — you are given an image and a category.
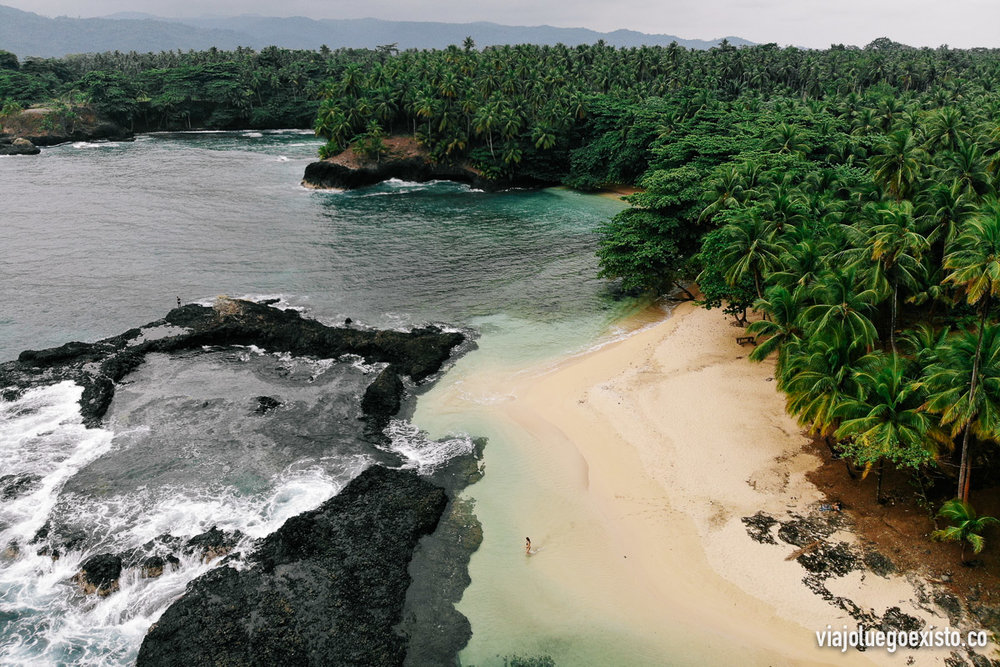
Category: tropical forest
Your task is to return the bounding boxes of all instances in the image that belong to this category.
[4,33,1000,661]
[7,36,1000,521]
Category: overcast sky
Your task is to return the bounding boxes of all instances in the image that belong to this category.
[5,0,1000,49]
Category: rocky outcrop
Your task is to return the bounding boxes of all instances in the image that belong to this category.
[0,473,41,500]
[76,553,123,596]
[139,554,179,579]
[0,135,40,155]
[303,155,495,190]
[301,134,546,191]
[136,465,448,667]
[1,298,464,427]
[253,395,281,415]
[361,365,404,428]
[0,105,132,147]
[183,526,244,563]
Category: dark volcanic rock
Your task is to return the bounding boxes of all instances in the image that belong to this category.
[137,466,448,667]
[862,547,896,578]
[0,473,41,501]
[361,366,404,427]
[254,395,282,415]
[140,555,180,579]
[1,299,464,428]
[76,553,123,596]
[17,340,103,366]
[158,301,464,384]
[398,497,482,666]
[31,520,88,559]
[300,136,549,192]
[0,136,40,155]
[183,526,244,563]
[303,156,497,191]
[796,541,857,577]
[741,511,778,544]
[881,606,924,634]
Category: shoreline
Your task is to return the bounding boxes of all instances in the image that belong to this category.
[597,183,644,201]
[419,302,989,664]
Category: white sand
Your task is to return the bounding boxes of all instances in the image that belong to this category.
[418,303,964,665]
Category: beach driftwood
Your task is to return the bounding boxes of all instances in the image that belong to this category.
[785,539,823,561]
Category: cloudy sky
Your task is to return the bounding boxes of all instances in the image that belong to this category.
[5,0,999,49]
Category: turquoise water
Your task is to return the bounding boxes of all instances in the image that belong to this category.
[0,131,627,360]
[0,131,632,664]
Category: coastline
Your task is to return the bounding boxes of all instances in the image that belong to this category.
[417,302,984,664]
[597,183,644,201]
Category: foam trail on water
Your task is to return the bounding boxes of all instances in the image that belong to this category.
[0,382,114,548]
[0,379,375,666]
[382,419,475,473]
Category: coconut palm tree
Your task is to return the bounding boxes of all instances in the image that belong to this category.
[835,353,946,501]
[717,211,782,300]
[870,130,925,202]
[939,200,1000,500]
[854,201,929,351]
[747,285,807,368]
[803,268,880,352]
[923,324,1000,502]
[780,333,865,437]
[931,499,999,562]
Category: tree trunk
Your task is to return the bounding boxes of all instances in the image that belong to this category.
[958,297,990,502]
[672,281,696,301]
[876,458,885,503]
[890,280,898,354]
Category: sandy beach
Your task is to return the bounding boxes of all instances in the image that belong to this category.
[415,302,982,665]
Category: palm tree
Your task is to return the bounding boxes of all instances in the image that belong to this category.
[834,353,946,501]
[780,333,864,437]
[918,179,976,267]
[699,164,748,222]
[717,211,782,300]
[940,200,1000,500]
[870,130,925,201]
[746,285,807,369]
[924,106,967,153]
[946,141,991,200]
[768,123,810,155]
[923,324,1000,502]
[771,239,834,291]
[803,268,880,352]
[857,201,929,351]
[931,499,999,562]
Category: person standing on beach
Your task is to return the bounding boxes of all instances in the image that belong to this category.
[525,537,531,555]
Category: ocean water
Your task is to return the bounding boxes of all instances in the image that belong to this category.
[0,131,631,664]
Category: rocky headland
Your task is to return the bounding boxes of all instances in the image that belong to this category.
[302,135,547,191]
[1,297,465,428]
[0,298,481,665]
[136,465,449,667]
[0,104,132,149]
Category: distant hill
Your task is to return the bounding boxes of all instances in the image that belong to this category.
[0,4,753,59]
[0,5,249,57]
[176,16,754,52]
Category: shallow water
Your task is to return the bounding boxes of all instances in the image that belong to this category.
[0,132,631,664]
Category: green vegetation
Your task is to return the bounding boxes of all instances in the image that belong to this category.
[931,499,999,562]
[544,38,1000,527]
[302,36,1000,549]
[0,46,388,131]
[5,37,1000,542]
